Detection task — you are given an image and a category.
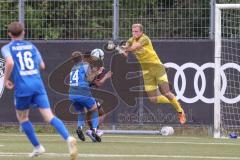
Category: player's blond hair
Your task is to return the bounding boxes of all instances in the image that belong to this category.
[132,23,143,32]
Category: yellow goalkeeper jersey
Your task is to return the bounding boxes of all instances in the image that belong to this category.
[127,34,162,65]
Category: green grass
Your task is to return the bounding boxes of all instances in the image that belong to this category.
[0,133,240,160]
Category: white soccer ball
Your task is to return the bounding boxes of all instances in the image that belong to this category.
[160,126,174,136]
[91,48,104,60]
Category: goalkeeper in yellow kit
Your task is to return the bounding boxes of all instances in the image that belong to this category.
[122,23,186,124]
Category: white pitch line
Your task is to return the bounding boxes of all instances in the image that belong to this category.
[104,135,203,139]
[0,152,239,159]
[0,133,202,139]
[105,140,240,146]
[0,136,239,146]
[0,138,239,146]
[0,134,59,137]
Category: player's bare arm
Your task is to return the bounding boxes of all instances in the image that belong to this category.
[93,71,113,87]
[4,56,14,89]
[121,42,142,57]
[125,42,142,52]
[87,66,104,82]
[40,61,45,70]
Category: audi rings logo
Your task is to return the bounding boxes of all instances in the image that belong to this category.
[164,62,240,104]
[0,58,5,98]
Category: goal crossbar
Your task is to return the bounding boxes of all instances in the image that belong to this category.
[216,4,240,9]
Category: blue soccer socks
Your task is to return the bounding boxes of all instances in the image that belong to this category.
[77,112,86,129]
[50,117,70,140]
[90,110,99,129]
[21,121,40,147]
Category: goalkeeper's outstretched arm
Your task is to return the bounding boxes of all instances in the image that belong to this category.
[125,42,142,52]
[121,42,142,57]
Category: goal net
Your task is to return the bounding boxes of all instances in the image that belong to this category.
[214,4,240,138]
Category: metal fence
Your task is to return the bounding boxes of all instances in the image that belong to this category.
[119,0,211,39]
[0,0,18,39]
[0,0,236,40]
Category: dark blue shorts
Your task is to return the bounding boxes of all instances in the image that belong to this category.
[15,94,50,110]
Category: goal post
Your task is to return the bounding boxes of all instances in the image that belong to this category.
[214,4,240,138]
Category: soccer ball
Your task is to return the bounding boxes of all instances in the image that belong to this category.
[91,48,104,60]
[160,126,174,136]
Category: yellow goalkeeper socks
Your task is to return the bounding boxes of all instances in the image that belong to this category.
[157,95,170,103]
[169,97,184,113]
[156,96,184,113]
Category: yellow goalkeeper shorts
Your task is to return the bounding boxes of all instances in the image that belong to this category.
[141,63,168,92]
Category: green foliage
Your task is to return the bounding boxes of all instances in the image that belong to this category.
[0,1,18,39]
[1,0,236,40]
[217,0,240,3]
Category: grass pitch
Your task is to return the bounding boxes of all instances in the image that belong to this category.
[0,133,240,160]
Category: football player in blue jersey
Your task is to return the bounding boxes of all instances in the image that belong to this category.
[69,51,104,142]
[85,50,112,142]
[1,21,77,159]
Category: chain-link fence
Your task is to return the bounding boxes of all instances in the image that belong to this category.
[119,0,211,39]
[0,0,18,39]
[0,0,237,40]
[24,0,113,40]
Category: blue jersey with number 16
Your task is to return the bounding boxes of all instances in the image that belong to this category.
[1,40,46,97]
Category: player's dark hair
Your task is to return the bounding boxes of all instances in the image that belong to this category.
[81,51,92,60]
[71,51,82,63]
[90,59,103,68]
[8,21,24,37]
[81,51,103,67]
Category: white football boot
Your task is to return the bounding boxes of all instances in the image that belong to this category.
[67,136,78,160]
[29,145,45,158]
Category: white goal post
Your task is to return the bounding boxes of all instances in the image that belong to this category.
[214,4,240,138]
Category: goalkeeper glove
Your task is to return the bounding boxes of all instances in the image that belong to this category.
[115,45,125,54]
